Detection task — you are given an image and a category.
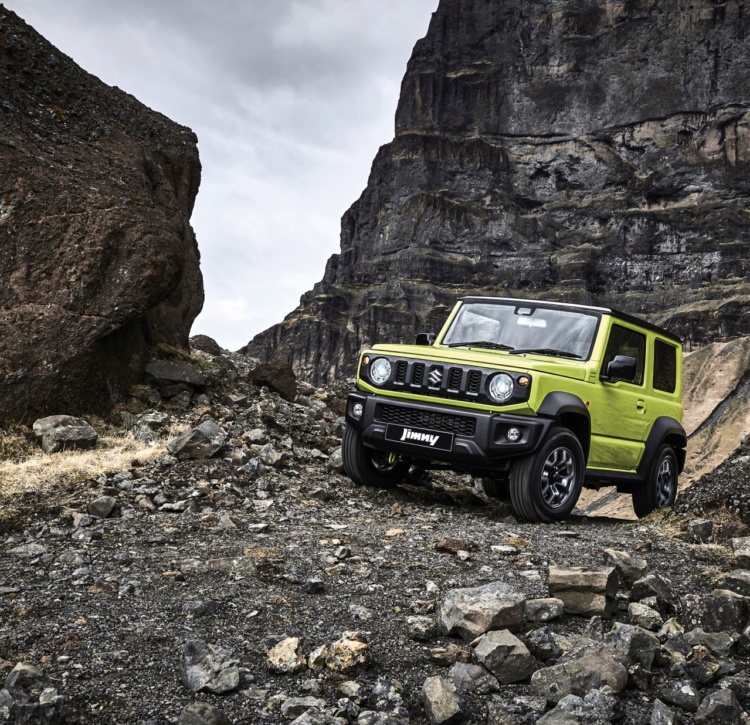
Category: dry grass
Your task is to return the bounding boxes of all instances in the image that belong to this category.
[0,421,189,500]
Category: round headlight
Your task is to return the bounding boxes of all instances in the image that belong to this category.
[369,358,392,386]
[488,373,514,403]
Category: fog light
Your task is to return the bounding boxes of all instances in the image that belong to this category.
[506,427,521,442]
[352,403,364,419]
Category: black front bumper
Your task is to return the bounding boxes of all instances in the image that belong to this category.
[345,392,551,473]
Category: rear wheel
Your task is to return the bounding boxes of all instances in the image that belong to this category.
[509,426,584,522]
[480,477,511,500]
[632,444,678,518]
[341,423,408,488]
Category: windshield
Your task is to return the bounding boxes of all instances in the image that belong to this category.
[441,302,600,360]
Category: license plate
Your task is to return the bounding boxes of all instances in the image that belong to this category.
[385,424,454,452]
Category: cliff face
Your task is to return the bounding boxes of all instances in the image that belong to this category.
[0,6,203,419]
[246,0,750,384]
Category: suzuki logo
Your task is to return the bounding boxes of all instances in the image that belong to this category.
[428,368,443,386]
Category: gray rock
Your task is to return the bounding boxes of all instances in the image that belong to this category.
[687,519,714,543]
[7,543,47,557]
[526,627,563,662]
[526,598,565,623]
[548,565,618,617]
[628,602,663,631]
[180,640,239,694]
[694,688,743,724]
[137,411,171,429]
[291,710,345,725]
[338,681,365,703]
[660,679,702,711]
[448,662,499,695]
[87,495,116,518]
[167,420,227,460]
[604,622,660,670]
[369,677,408,718]
[281,697,326,720]
[177,702,232,725]
[682,589,750,633]
[357,712,408,725]
[407,615,436,641]
[421,676,463,725]
[731,536,750,564]
[537,688,617,724]
[602,549,649,586]
[145,361,207,386]
[327,447,345,473]
[722,570,750,598]
[472,629,535,684]
[684,628,737,659]
[530,644,627,703]
[38,420,98,454]
[438,580,525,640]
[631,573,681,615]
[5,662,43,689]
[650,699,677,725]
[535,711,579,725]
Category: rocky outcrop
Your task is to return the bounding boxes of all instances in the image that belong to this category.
[245,0,750,384]
[0,6,203,419]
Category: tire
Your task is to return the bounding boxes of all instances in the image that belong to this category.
[509,426,584,523]
[480,477,511,500]
[341,423,408,488]
[632,444,678,518]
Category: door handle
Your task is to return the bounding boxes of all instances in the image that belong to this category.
[637,399,646,413]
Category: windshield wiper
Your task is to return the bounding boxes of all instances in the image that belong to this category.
[508,347,582,359]
[446,341,514,351]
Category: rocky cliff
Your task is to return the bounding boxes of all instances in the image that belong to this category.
[245,0,750,384]
[0,5,203,419]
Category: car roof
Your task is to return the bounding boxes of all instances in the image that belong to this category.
[459,297,683,344]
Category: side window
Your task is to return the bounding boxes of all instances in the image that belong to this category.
[602,324,646,385]
[653,339,677,393]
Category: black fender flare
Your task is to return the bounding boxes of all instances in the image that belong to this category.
[536,392,591,461]
[638,417,687,477]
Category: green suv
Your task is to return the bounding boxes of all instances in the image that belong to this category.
[342,297,685,522]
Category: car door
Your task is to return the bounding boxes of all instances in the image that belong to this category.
[588,322,650,472]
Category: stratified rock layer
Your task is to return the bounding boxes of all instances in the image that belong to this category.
[0,7,203,417]
[246,0,750,384]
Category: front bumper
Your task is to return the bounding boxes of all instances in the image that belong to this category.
[345,392,551,472]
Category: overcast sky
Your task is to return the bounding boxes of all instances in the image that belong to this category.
[6,0,438,350]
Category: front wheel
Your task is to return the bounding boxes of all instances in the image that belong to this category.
[509,426,584,522]
[341,424,408,488]
[632,444,678,518]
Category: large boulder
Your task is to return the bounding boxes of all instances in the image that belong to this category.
[245,0,750,386]
[0,6,203,419]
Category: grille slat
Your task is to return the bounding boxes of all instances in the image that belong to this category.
[376,404,476,437]
[411,363,425,386]
[448,367,462,390]
[395,361,408,384]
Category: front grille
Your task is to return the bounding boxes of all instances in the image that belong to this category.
[376,404,476,437]
[468,371,482,394]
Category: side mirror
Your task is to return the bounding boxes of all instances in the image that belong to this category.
[603,355,637,383]
[415,332,436,346]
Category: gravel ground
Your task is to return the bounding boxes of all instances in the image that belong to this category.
[2,353,749,724]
